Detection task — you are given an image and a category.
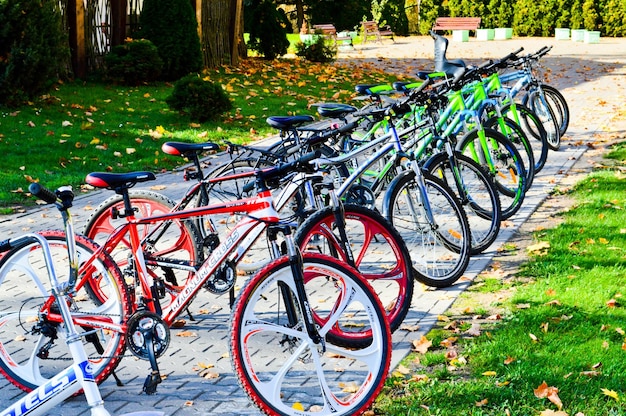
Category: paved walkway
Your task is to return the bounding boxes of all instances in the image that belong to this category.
[1,35,625,415]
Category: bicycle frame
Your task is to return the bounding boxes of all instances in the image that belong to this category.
[0,233,113,416]
[85,185,286,325]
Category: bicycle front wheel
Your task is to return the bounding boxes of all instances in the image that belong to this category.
[424,152,502,255]
[524,88,561,150]
[384,170,471,288]
[499,102,549,174]
[457,128,527,220]
[0,231,130,392]
[230,253,391,416]
[484,116,535,190]
[294,203,414,336]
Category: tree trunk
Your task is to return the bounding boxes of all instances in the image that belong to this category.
[202,0,229,67]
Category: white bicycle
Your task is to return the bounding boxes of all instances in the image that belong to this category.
[0,184,162,416]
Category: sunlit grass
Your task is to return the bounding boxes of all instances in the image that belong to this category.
[374,161,626,415]
[0,58,403,207]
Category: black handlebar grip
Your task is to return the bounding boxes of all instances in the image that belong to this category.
[28,183,58,204]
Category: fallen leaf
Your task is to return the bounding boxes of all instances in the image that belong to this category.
[482,371,497,377]
[400,323,420,332]
[534,381,563,409]
[176,330,197,337]
[601,388,619,401]
[411,335,432,354]
[475,398,488,407]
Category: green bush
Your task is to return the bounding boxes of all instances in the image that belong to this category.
[137,0,202,81]
[295,36,336,63]
[0,0,69,107]
[105,39,163,85]
[166,74,232,122]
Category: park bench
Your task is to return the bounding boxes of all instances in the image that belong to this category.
[432,17,482,33]
[361,20,395,44]
[311,24,354,48]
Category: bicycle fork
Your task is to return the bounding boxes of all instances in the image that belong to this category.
[269,226,324,347]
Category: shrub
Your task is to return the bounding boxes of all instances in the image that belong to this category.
[0,0,69,107]
[137,0,203,80]
[105,39,163,85]
[295,36,336,63]
[166,74,232,122]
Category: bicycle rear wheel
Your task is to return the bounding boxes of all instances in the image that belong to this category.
[83,190,200,302]
[383,170,471,288]
[230,253,391,416]
[294,204,413,336]
[0,231,130,392]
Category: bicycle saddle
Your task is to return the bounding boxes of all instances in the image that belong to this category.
[431,31,466,79]
[161,141,219,157]
[86,171,156,190]
[354,84,395,96]
[317,103,358,118]
[266,115,315,130]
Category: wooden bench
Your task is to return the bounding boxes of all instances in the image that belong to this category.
[311,24,354,48]
[361,21,395,44]
[432,17,481,32]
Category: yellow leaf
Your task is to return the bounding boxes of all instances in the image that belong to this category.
[176,330,197,337]
[601,388,619,401]
[482,371,497,377]
[527,241,550,255]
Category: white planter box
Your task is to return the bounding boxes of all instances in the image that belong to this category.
[584,30,600,43]
[452,30,469,42]
[571,29,585,42]
[476,29,495,41]
[554,28,570,40]
[494,28,513,39]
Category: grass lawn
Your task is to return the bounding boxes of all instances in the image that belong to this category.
[0,57,403,210]
[373,143,626,415]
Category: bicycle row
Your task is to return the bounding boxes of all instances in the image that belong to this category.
[0,33,569,416]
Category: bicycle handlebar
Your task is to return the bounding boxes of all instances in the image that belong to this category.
[29,183,58,204]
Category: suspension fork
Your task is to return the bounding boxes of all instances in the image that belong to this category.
[404,159,438,228]
[324,183,356,268]
[442,140,470,204]
[270,225,324,345]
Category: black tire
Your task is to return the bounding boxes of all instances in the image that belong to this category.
[294,204,414,334]
[383,169,471,287]
[525,84,569,137]
[423,152,502,255]
[456,128,527,220]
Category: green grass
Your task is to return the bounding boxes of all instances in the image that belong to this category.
[0,58,403,208]
[373,150,626,415]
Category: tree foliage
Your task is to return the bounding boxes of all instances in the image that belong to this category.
[245,0,290,59]
[137,0,202,80]
[0,0,69,107]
